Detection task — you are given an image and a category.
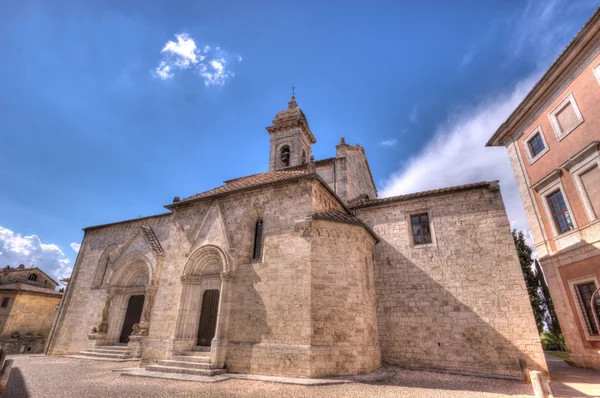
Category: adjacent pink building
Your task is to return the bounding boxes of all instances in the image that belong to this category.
[488,8,600,369]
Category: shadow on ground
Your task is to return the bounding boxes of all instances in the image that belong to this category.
[546,355,600,397]
[0,366,30,398]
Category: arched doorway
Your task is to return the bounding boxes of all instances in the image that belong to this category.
[104,257,151,345]
[197,289,219,346]
[120,295,145,343]
[173,246,227,354]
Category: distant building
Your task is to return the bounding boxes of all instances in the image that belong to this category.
[47,95,545,380]
[487,8,600,369]
[0,264,63,354]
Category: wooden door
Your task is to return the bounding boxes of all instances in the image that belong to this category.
[197,290,219,346]
[119,295,145,343]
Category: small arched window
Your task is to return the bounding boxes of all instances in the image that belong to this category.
[253,219,264,260]
[302,150,307,164]
[28,274,37,281]
[280,146,290,167]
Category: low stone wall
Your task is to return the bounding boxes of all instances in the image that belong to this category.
[0,336,47,354]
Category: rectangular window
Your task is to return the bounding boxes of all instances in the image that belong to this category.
[527,133,546,157]
[547,191,574,234]
[1,297,9,308]
[411,213,432,245]
[580,165,600,217]
[575,281,600,335]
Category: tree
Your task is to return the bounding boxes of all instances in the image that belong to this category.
[534,259,561,334]
[512,230,547,333]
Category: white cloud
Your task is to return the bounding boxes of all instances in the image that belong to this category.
[70,242,81,253]
[381,74,540,242]
[154,33,240,86]
[379,139,398,147]
[154,61,174,80]
[0,226,73,283]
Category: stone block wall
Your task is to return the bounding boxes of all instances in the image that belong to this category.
[355,186,548,378]
[309,220,380,377]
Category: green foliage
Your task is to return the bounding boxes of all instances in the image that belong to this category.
[10,331,20,339]
[541,331,567,351]
[24,331,34,337]
[535,259,562,334]
[512,230,546,333]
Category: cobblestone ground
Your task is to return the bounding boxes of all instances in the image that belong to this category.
[1,355,535,398]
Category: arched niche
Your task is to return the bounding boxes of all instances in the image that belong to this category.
[92,243,119,289]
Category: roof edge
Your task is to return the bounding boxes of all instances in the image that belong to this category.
[352,181,498,210]
[487,7,600,147]
[83,212,172,231]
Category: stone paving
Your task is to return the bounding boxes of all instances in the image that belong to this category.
[546,355,600,397]
[1,355,536,397]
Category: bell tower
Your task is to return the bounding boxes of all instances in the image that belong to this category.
[266,92,316,171]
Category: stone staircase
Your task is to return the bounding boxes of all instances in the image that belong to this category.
[78,344,137,360]
[146,346,225,376]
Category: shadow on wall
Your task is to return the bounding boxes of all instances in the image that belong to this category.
[375,241,546,380]
[0,367,30,398]
[226,263,274,372]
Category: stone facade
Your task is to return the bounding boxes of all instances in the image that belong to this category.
[487,9,600,369]
[47,95,547,379]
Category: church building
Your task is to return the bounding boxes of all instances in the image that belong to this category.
[46,95,547,379]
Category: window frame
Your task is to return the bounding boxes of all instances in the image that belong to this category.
[548,92,584,141]
[1,297,9,308]
[252,219,264,261]
[569,275,600,341]
[594,63,600,86]
[407,209,437,248]
[523,124,549,165]
[547,190,574,234]
[562,143,600,222]
[534,174,578,238]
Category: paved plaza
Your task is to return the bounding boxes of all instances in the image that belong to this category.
[1,355,535,398]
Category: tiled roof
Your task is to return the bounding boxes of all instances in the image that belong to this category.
[487,7,600,146]
[309,210,379,242]
[0,282,63,297]
[310,210,365,226]
[351,181,498,209]
[173,170,308,205]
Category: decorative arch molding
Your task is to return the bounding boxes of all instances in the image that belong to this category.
[108,252,153,288]
[92,243,119,289]
[183,245,229,278]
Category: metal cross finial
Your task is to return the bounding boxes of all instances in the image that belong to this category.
[292,86,295,97]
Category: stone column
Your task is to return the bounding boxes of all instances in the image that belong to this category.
[211,270,234,368]
[172,276,203,354]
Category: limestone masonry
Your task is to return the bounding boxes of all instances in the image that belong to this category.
[46,95,547,379]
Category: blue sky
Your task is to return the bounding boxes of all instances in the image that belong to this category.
[0,0,598,282]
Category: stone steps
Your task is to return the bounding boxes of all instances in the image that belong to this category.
[191,345,211,352]
[76,344,137,360]
[146,365,226,376]
[92,348,130,354]
[171,355,210,363]
[78,351,131,359]
[157,360,213,370]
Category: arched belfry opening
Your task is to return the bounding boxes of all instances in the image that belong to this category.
[280,146,290,167]
[173,246,228,354]
[266,93,316,171]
